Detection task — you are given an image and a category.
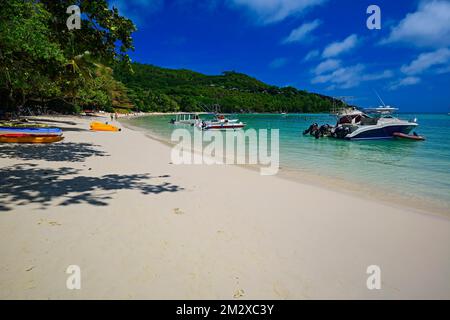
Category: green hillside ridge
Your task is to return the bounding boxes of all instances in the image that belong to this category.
[113,63,347,114]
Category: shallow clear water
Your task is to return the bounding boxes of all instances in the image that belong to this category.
[124,113,450,211]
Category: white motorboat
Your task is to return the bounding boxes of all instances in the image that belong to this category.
[170,113,201,125]
[332,107,418,140]
[195,115,245,131]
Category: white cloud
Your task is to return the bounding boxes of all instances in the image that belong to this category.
[401,48,450,75]
[362,70,395,81]
[312,64,365,89]
[283,20,321,44]
[388,47,450,90]
[304,50,320,61]
[322,34,359,58]
[313,59,341,75]
[269,57,288,69]
[311,64,393,89]
[381,0,450,48]
[436,65,450,74]
[389,77,421,90]
[228,0,327,24]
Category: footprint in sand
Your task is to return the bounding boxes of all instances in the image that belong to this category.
[233,288,245,299]
[233,277,245,299]
[173,208,184,215]
[37,219,61,226]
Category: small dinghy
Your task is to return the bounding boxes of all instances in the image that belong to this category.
[393,132,425,141]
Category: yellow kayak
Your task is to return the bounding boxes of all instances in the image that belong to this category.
[90,121,121,132]
[0,135,64,144]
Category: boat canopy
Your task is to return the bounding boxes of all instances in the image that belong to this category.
[363,106,399,114]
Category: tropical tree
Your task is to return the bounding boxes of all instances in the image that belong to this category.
[0,0,137,114]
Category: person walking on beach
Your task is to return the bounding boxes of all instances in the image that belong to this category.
[110,113,114,122]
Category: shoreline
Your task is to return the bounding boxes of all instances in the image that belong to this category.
[120,117,450,218]
[1,115,449,299]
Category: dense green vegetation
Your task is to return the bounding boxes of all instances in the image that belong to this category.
[114,63,346,113]
[1,0,346,115]
[0,0,135,115]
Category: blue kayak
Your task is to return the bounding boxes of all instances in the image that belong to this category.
[0,127,63,136]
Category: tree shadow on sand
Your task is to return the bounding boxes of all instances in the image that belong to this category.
[0,142,108,162]
[0,164,183,211]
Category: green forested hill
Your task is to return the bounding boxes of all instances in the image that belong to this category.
[1,0,347,116]
[113,63,346,113]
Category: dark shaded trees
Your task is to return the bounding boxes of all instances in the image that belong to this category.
[0,0,136,114]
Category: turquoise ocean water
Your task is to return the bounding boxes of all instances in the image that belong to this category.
[124,113,450,213]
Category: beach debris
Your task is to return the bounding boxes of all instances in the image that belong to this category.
[25,266,35,272]
[173,208,184,215]
[38,218,61,226]
[233,288,245,299]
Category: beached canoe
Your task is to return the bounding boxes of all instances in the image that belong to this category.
[0,127,63,136]
[0,134,64,144]
[90,121,121,132]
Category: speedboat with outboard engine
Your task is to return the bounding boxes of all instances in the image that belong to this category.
[332,107,418,140]
[195,114,245,131]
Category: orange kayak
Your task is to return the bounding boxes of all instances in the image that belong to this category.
[90,121,121,132]
[0,134,64,144]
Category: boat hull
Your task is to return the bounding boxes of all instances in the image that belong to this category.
[0,127,62,136]
[203,124,245,130]
[0,134,64,144]
[346,124,417,140]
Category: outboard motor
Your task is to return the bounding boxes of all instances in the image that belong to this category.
[334,126,351,139]
[315,130,321,139]
[303,123,317,135]
[319,124,331,137]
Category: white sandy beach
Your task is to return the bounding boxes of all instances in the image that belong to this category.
[0,116,449,299]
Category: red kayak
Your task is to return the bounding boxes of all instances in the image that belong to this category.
[393,132,425,141]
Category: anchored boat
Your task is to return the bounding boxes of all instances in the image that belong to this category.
[336,107,418,140]
[195,114,245,131]
[170,113,201,125]
[304,107,421,141]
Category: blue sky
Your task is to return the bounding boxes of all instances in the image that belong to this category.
[109,0,450,112]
